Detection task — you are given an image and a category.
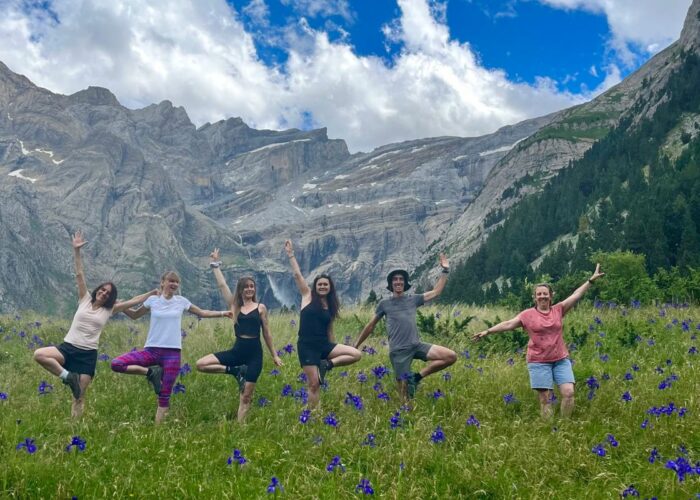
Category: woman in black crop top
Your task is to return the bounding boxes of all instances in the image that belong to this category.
[285,240,361,409]
[196,248,283,422]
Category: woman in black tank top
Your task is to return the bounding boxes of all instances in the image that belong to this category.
[285,240,362,409]
[196,249,283,422]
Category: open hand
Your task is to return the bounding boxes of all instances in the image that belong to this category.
[72,231,87,250]
[589,263,605,282]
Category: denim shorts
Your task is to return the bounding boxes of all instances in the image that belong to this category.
[527,358,575,389]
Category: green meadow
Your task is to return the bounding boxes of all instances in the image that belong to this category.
[1,303,699,499]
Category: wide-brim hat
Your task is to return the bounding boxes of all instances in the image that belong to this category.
[386,269,411,291]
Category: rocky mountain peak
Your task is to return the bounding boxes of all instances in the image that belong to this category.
[679,0,700,51]
[67,86,120,106]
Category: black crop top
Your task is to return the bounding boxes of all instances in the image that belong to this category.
[234,306,262,339]
[298,301,331,342]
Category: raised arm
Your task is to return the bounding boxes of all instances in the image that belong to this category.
[259,304,283,366]
[209,248,235,307]
[71,231,89,300]
[112,289,159,314]
[354,315,380,349]
[285,240,311,301]
[559,263,605,315]
[423,253,450,302]
[472,315,523,341]
[188,304,234,319]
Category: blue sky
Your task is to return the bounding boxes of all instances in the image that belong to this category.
[0,0,692,151]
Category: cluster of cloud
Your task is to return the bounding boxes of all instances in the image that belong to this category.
[0,0,691,152]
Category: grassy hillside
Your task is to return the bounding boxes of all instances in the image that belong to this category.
[1,303,699,498]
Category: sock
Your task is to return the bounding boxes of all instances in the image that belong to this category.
[326,360,334,370]
[59,369,69,380]
[225,365,239,376]
[414,373,423,382]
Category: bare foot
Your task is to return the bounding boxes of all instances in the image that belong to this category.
[155,406,169,424]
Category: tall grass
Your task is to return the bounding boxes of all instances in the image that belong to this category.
[1,303,699,498]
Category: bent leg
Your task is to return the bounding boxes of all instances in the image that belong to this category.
[419,344,457,378]
[33,346,65,376]
[111,349,157,375]
[327,344,361,367]
[196,354,227,374]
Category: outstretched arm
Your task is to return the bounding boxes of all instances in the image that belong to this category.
[354,315,380,349]
[112,289,159,314]
[260,305,283,366]
[122,305,149,320]
[209,248,235,307]
[71,231,89,300]
[188,304,234,319]
[472,316,523,341]
[285,240,311,301]
[559,263,605,315]
[423,253,450,302]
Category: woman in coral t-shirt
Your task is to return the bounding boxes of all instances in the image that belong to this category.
[473,264,604,418]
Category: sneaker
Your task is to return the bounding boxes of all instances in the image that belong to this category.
[407,372,421,399]
[235,365,247,393]
[319,359,331,385]
[147,366,163,395]
[62,372,82,400]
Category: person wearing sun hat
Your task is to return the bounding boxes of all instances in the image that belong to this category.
[355,253,457,401]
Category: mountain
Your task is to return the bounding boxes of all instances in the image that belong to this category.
[1,0,698,313]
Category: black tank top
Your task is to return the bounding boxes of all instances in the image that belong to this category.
[234,306,262,339]
[298,301,331,343]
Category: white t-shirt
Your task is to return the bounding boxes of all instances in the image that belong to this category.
[63,294,113,350]
[143,295,192,349]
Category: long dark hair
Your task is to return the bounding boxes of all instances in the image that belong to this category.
[311,274,340,320]
[90,282,118,309]
[232,277,256,324]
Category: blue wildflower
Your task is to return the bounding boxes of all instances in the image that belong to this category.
[339,371,348,377]
[362,346,377,355]
[173,383,185,394]
[649,448,659,463]
[298,372,308,383]
[293,387,308,405]
[591,444,606,457]
[462,350,470,359]
[0,392,7,401]
[323,412,338,427]
[299,409,311,424]
[357,372,368,383]
[371,365,389,379]
[270,369,280,376]
[442,372,452,381]
[640,419,649,429]
[624,372,633,381]
[65,436,86,452]
[344,392,363,411]
[266,477,282,493]
[665,457,695,482]
[679,407,688,417]
[621,485,639,497]
[16,438,37,453]
[432,389,445,400]
[178,363,191,376]
[355,478,374,495]
[377,392,390,401]
[631,364,640,371]
[326,455,345,473]
[602,372,610,380]
[227,449,247,466]
[38,381,53,395]
[98,353,110,361]
[503,393,517,404]
[689,346,698,354]
[281,384,293,397]
[430,425,445,443]
[258,397,270,407]
[390,411,402,429]
[586,376,599,390]
[607,434,618,447]
[621,391,632,402]
[466,415,480,428]
[506,358,514,366]
[363,434,376,447]
[283,344,294,354]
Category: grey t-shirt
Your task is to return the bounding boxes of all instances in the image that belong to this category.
[375,294,425,352]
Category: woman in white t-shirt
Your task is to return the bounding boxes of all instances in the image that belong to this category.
[33,231,157,418]
[111,270,232,424]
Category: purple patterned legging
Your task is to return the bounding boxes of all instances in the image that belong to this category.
[111,347,181,408]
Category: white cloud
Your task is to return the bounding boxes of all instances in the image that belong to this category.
[280,0,354,23]
[0,0,686,153]
[538,0,691,63]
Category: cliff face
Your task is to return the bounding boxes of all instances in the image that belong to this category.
[1,0,698,313]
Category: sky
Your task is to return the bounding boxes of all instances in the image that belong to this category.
[0,0,692,152]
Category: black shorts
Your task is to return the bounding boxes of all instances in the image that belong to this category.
[297,339,336,368]
[57,342,98,377]
[214,338,263,382]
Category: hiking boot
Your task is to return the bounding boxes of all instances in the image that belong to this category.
[147,366,163,395]
[319,359,332,385]
[407,372,421,399]
[63,372,82,400]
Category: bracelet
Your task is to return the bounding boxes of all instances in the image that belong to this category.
[441,267,450,274]
[587,279,593,284]
[210,261,222,269]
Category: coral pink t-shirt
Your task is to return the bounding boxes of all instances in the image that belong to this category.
[518,303,568,363]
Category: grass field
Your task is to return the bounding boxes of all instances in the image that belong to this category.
[1,303,699,499]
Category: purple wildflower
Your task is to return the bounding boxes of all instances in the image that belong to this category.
[503,393,517,404]
[371,365,389,379]
[326,455,346,473]
[621,391,632,402]
[432,389,445,400]
[38,381,53,395]
[258,397,270,407]
[299,409,311,424]
[65,436,86,452]
[390,411,402,429]
[355,478,374,495]
[227,449,247,466]
[281,384,293,397]
[377,392,390,401]
[178,363,191,376]
[442,371,452,381]
[649,448,659,464]
[0,392,7,401]
[363,434,376,447]
[98,353,110,361]
[607,434,618,447]
[323,412,338,427]
[283,343,294,354]
[466,415,480,428]
[430,425,445,443]
[16,438,37,454]
[357,372,368,383]
[591,444,606,457]
[621,485,640,497]
[266,477,282,494]
[344,392,363,410]
[173,383,185,394]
